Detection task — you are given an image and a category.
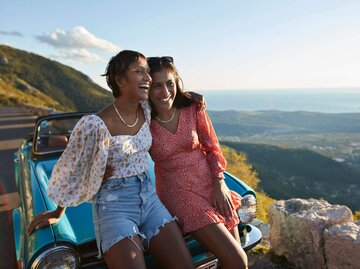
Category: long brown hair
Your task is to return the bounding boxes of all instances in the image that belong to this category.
[148,57,194,117]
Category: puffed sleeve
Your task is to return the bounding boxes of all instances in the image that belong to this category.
[47,115,110,207]
[196,106,227,180]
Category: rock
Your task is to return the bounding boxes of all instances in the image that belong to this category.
[251,219,270,240]
[269,198,353,269]
[324,221,360,269]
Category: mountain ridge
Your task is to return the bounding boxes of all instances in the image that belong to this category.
[1,45,358,213]
[0,44,113,111]
[222,141,360,211]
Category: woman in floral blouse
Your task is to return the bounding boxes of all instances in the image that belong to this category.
[147,56,248,269]
[27,50,194,269]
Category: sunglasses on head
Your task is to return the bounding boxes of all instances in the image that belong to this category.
[147,56,174,66]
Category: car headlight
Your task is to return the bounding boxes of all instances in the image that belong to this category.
[238,194,257,223]
[31,246,80,269]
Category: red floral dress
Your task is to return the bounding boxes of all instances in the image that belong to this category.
[149,104,242,233]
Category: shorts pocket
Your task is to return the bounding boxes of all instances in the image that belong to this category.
[96,178,139,204]
[96,181,126,204]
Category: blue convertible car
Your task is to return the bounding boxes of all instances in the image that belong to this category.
[13,112,262,269]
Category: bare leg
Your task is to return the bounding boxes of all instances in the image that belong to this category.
[103,235,146,269]
[148,221,194,269]
[190,223,248,269]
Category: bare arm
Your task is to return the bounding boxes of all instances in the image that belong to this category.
[27,205,66,235]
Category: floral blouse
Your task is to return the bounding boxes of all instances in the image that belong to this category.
[47,101,152,207]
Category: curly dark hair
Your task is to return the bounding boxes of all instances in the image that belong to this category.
[102,50,146,98]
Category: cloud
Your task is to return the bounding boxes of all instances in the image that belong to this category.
[35,26,120,52]
[53,49,103,64]
[35,26,121,64]
[0,30,23,37]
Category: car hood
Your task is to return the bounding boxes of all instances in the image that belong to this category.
[34,158,96,245]
[34,156,256,246]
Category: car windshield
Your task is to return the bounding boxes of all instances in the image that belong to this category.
[34,116,83,154]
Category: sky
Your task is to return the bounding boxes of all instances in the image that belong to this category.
[1,0,360,91]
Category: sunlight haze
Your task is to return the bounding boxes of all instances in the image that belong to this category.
[1,0,359,91]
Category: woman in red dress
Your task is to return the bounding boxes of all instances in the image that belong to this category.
[147,56,248,269]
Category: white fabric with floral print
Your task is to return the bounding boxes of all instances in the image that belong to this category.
[47,101,152,207]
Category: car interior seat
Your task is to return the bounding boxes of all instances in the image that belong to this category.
[47,135,69,150]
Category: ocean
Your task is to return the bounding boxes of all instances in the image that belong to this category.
[198,89,360,113]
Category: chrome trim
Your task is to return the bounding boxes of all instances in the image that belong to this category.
[32,148,65,156]
[196,258,218,269]
[31,112,92,156]
[241,224,262,251]
[238,194,257,223]
[31,245,80,269]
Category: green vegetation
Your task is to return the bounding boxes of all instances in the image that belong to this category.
[0,45,113,111]
[354,211,360,221]
[223,142,360,211]
[222,145,260,189]
[222,145,276,223]
[206,110,360,212]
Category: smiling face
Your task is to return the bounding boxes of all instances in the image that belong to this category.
[118,57,152,101]
[149,68,177,112]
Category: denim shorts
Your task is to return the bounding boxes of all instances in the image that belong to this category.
[92,171,175,258]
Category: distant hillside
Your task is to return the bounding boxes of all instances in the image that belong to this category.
[0,45,113,111]
[223,141,360,211]
[208,110,360,136]
[209,110,360,174]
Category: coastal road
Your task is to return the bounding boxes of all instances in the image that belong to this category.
[0,105,36,269]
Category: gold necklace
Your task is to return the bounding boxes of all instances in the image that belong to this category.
[156,108,177,123]
[112,101,139,128]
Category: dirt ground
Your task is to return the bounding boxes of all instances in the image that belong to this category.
[247,239,295,269]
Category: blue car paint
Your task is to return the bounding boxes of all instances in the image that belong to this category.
[13,114,262,269]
